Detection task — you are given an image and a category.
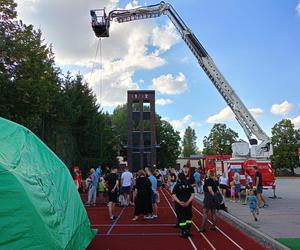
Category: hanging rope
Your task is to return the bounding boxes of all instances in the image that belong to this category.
[89,38,103,106]
[89,38,101,85]
[99,38,103,105]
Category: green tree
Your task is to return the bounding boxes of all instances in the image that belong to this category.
[182,126,197,157]
[271,119,300,175]
[111,104,128,145]
[0,0,119,174]
[0,0,60,132]
[49,74,118,173]
[203,123,239,155]
[156,116,181,168]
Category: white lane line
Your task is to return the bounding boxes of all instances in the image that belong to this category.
[161,189,199,250]
[192,205,244,250]
[97,233,180,236]
[92,224,175,227]
[163,190,216,250]
[106,206,126,235]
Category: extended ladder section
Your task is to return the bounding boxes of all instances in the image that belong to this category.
[90,1,272,159]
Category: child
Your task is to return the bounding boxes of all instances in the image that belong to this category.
[98,177,105,203]
[172,173,195,238]
[230,180,235,202]
[246,190,259,221]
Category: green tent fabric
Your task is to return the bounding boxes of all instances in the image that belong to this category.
[0,117,96,249]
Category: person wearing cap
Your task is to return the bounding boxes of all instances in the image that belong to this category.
[172,173,195,238]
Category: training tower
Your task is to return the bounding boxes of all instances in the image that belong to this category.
[127,90,157,172]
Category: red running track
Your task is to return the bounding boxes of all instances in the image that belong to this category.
[85,189,266,250]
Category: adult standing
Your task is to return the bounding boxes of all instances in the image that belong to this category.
[169,169,177,192]
[121,166,133,207]
[199,169,218,232]
[105,166,119,220]
[154,169,163,203]
[85,166,102,206]
[234,170,241,203]
[254,166,268,208]
[172,173,195,238]
[146,168,158,219]
[182,165,196,189]
[132,170,153,221]
[219,172,228,199]
[193,169,202,193]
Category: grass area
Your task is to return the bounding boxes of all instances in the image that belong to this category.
[276,238,300,250]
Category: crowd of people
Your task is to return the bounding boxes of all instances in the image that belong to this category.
[72,164,267,238]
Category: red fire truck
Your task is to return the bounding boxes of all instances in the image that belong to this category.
[201,155,276,191]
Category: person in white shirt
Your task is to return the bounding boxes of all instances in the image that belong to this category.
[121,166,133,206]
[219,172,229,201]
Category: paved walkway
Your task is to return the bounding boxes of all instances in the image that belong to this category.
[197,177,300,239]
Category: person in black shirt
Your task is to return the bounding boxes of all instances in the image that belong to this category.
[132,170,153,221]
[254,165,267,208]
[199,169,218,232]
[182,165,196,187]
[172,173,195,238]
[105,166,119,220]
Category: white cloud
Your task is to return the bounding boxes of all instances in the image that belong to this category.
[180,56,189,63]
[169,115,201,139]
[170,115,193,131]
[151,21,179,52]
[249,108,264,117]
[271,101,293,116]
[151,72,188,95]
[207,106,264,123]
[296,1,300,15]
[156,98,173,106]
[291,116,300,129]
[207,107,233,123]
[16,0,180,107]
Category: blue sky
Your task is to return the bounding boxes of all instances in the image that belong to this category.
[16,0,300,149]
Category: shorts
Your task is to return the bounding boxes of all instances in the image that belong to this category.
[108,191,118,203]
[235,183,241,193]
[257,186,263,194]
[151,191,157,204]
[250,206,257,212]
[219,184,228,190]
[121,186,131,194]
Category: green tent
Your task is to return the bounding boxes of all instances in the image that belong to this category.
[0,117,96,249]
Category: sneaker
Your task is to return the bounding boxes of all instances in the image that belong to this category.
[186,230,192,237]
[254,217,258,221]
[262,204,269,208]
[209,226,216,231]
[180,231,189,238]
[145,215,154,220]
[84,203,90,206]
[153,215,158,219]
[198,228,206,233]
[92,203,96,207]
[110,216,118,221]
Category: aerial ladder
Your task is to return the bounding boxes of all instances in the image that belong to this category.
[90,2,273,160]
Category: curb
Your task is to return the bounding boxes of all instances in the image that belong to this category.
[195,194,290,250]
